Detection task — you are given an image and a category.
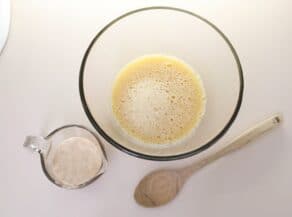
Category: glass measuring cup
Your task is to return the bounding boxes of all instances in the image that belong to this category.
[24,125,107,189]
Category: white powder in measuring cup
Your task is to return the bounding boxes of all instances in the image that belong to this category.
[46,137,103,187]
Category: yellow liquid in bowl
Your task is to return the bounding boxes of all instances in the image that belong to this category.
[112,55,206,145]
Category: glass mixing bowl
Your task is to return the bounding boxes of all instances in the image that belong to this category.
[79,7,244,161]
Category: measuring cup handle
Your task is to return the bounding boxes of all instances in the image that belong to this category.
[23,136,49,153]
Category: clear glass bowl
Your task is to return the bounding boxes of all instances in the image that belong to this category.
[79,7,244,161]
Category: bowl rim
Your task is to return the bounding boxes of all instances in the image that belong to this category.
[79,6,244,161]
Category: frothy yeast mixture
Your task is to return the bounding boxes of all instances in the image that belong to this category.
[112,55,206,145]
[47,137,103,187]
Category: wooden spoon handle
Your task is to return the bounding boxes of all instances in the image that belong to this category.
[179,114,282,180]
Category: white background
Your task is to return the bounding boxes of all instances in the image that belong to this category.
[0,0,291,216]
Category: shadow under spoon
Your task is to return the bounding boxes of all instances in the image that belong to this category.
[134,114,282,207]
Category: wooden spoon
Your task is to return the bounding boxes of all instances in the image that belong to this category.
[134,114,282,207]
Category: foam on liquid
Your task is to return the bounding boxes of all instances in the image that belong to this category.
[112,55,206,145]
[46,137,103,187]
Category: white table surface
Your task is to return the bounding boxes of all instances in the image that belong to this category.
[0,0,292,216]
